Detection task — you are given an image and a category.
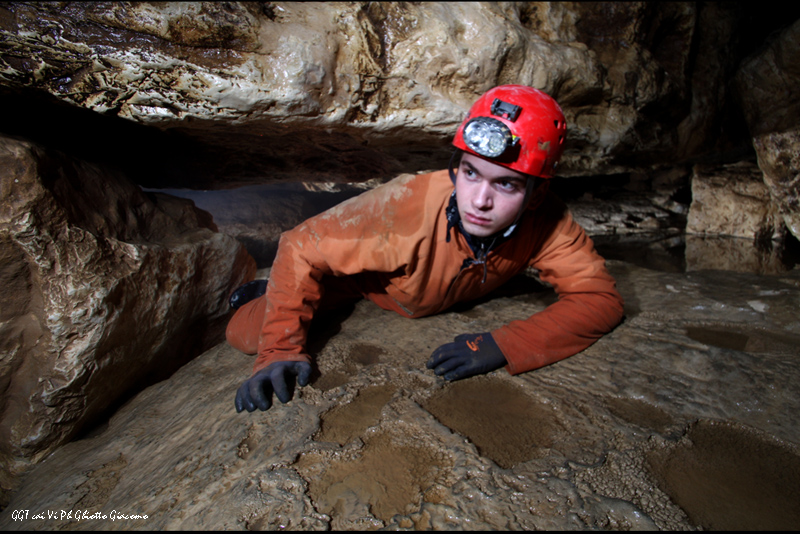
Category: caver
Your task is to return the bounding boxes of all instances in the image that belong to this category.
[226,85,624,413]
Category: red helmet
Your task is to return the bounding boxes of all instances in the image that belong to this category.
[452,85,567,178]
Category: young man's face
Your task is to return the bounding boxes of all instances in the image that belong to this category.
[455,152,530,237]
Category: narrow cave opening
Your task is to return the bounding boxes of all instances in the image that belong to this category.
[4,84,795,276]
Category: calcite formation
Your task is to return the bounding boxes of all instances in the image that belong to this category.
[0,135,255,503]
[687,161,784,241]
[736,18,800,241]
[1,262,799,530]
[0,2,729,184]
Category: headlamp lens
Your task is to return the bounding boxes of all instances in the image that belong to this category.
[463,117,512,158]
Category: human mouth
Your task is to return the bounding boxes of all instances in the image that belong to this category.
[464,212,492,226]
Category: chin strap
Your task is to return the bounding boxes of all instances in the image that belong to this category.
[446,150,550,282]
[444,192,503,284]
[447,150,460,185]
[525,179,549,212]
[445,190,459,244]
[514,176,548,222]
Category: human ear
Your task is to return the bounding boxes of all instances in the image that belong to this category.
[526,180,550,211]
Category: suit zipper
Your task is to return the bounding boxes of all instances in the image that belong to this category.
[444,241,491,303]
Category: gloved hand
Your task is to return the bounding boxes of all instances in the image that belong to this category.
[235,361,312,412]
[426,332,507,381]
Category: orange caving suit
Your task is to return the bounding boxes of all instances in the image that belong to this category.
[226,170,624,376]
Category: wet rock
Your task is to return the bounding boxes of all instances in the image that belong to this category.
[1,261,799,530]
[736,18,800,240]
[646,419,800,531]
[685,234,792,275]
[683,161,797,274]
[687,161,784,241]
[0,2,738,185]
[569,191,683,237]
[753,130,800,240]
[0,135,255,504]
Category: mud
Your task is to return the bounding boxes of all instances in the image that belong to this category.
[604,397,677,435]
[423,378,565,469]
[686,324,800,354]
[647,420,800,530]
[315,385,396,446]
[296,430,447,527]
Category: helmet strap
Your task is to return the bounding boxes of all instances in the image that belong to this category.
[511,176,545,225]
[449,148,547,230]
[525,179,549,212]
[447,150,462,184]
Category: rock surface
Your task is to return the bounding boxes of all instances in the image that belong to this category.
[0,2,745,186]
[0,135,255,504]
[0,261,799,531]
[736,18,800,240]
[687,161,784,241]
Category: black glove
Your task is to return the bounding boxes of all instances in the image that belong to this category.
[427,332,507,381]
[235,361,312,412]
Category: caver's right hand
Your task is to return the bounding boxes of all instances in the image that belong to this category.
[427,332,507,381]
[235,361,312,412]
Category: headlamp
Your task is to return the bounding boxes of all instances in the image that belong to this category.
[462,117,518,159]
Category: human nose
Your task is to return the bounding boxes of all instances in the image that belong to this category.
[473,181,493,210]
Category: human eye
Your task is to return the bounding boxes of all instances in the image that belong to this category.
[497,179,521,192]
[460,165,478,180]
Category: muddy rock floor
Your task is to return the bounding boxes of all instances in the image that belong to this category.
[1,260,800,530]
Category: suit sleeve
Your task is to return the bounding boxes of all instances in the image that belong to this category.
[252,174,421,373]
[491,206,624,375]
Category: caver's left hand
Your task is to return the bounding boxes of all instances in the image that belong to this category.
[427,332,507,381]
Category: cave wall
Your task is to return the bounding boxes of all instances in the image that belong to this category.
[736,17,800,241]
[0,135,255,503]
[0,1,753,186]
[1,2,795,237]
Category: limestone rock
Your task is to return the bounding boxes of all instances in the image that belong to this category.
[687,161,784,241]
[753,130,800,240]
[675,2,749,160]
[735,19,800,137]
[0,135,256,503]
[1,262,799,530]
[685,234,791,275]
[736,18,800,240]
[0,2,729,185]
